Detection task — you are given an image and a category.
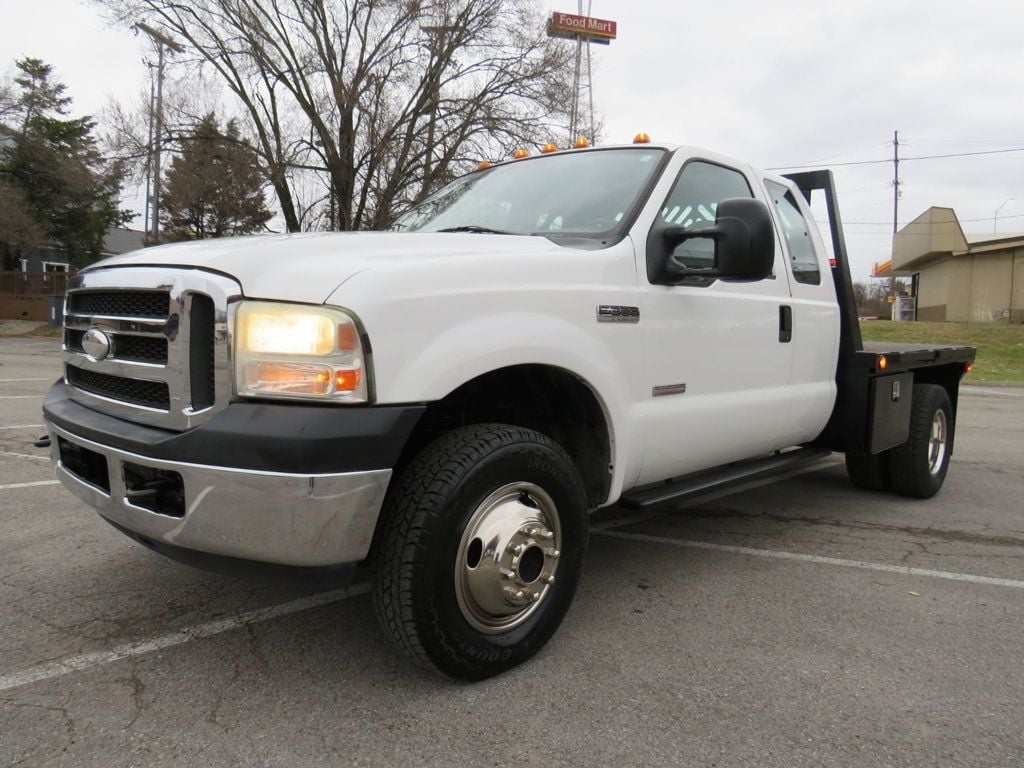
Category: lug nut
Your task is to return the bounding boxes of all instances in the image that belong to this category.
[507,543,524,556]
[542,573,555,585]
[546,548,560,558]
[538,529,554,541]
[500,568,515,580]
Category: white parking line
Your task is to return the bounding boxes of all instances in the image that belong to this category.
[0,395,44,399]
[0,583,370,693]
[0,378,50,383]
[595,529,1024,590]
[0,424,45,429]
[0,451,49,462]
[0,480,59,490]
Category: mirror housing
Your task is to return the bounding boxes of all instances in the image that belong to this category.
[648,197,775,284]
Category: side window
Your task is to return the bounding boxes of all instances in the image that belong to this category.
[660,161,753,269]
[766,180,821,285]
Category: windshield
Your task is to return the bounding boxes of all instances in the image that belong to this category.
[390,148,665,238]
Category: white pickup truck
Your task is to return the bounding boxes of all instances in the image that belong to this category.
[43,140,975,679]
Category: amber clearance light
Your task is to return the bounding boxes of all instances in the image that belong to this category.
[633,132,651,144]
[540,142,558,154]
[572,136,590,149]
[512,148,530,159]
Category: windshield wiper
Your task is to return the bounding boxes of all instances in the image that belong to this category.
[435,225,520,235]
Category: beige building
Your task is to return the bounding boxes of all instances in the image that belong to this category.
[891,207,1024,323]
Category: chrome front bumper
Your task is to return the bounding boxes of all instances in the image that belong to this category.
[47,423,392,568]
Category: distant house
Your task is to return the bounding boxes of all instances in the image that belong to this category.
[18,227,147,273]
[891,207,1024,323]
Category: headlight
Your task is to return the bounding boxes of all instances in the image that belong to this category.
[234,301,369,403]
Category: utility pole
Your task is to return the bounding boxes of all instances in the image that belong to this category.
[891,129,900,307]
[134,23,183,244]
[142,67,156,235]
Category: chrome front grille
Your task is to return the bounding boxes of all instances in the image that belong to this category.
[62,268,241,431]
[66,290,170,319]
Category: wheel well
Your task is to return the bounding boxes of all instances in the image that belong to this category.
[396,365,612,507]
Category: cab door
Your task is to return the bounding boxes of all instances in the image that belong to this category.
[635,158,803,485]
[760,178,840,438]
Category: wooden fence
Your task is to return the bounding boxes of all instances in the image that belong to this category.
[0,271,72,296]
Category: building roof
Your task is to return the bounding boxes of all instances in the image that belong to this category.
[892,208,1024,273]
[102,228,146,256]
[962,232,1024,254]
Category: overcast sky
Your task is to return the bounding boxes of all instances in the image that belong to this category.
[1,0,1022,280]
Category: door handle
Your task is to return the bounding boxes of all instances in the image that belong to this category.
[779,305,793,343]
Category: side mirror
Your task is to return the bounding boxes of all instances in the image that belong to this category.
[647,197,775,284]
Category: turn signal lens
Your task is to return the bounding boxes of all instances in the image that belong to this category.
[633,132,651,144]
[540,142,558,153]
[878,355,888,370]
[244,362,333,396]
[335,369,361,392]
[572,136,590,148]
[965,362,973,374]
[513,148,530,159]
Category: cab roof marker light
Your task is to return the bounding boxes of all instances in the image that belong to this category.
[478,160,491,169]
[633,132,651,144]
[572,137,590,148]
[540,142,558,154]
[512,148,530,159]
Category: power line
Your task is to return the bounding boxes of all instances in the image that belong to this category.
[904,147,1024,161]
[767,146,1024,170]
[819,212,1024,226]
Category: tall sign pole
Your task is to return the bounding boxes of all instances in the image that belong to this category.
[548,9,617,142]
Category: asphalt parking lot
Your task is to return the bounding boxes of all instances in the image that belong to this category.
[1,336,1022,768]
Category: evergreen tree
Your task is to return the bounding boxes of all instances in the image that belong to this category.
[0,58,129,269]
[160,114,272,240]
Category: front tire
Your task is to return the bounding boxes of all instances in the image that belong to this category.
[371,424,588,680]
[888,383,953,499]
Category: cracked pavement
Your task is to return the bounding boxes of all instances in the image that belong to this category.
[1,337,1022,767]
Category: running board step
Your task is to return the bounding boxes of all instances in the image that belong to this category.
[619,447,832,510]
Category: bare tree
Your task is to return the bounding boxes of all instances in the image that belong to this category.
[96,0,574,232]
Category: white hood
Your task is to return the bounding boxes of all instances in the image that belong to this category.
[87,231,575,304]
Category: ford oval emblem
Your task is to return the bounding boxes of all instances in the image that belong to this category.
[81,328,112,361]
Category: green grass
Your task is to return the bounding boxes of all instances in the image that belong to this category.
[860,320,1024,382]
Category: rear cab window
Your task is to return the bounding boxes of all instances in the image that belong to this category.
[765,180,821,286]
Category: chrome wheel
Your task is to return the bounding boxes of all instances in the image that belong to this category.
[927,409,948,475]
[455,482,562,635]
